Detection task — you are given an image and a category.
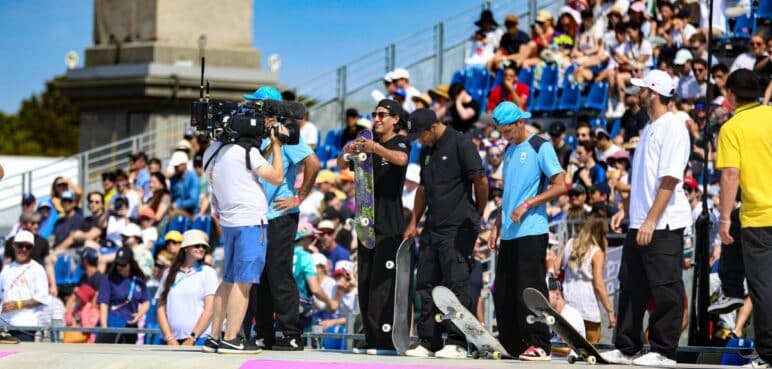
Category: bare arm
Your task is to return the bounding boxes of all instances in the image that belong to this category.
[298,154,321,200]
[526,172,567,207]
[157,304,176,343]
[373,141,408,166]
[307,275,338,312]
[404,185,426,239]
[455,96,477,120]
[100,303,109,328]
[591,250,614,314]
[255,140,284,185]
[473,176,489,216]
[189,295,215,339]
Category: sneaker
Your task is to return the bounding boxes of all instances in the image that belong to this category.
[254,338,272,350]
[632,352,676,367]
[201,335,219,353]
[217,337,262,354]
[743,358,770,368]
[708,295,744,315]
[0,329,20,344]
[272,335,303,351]
[435,344,467,359]
[518,345,551,361]
[405,345,434,358]
[601,349,635,365]
[352,345,369,354]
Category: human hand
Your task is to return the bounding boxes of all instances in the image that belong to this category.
[608,312,617,328]
[273,197,298,213]
[167,338,180,346]
[636,220,656,246]
[488,226,499,251]
[510,203,529,224]
[49,284,58,297]
[2,301,18,312]
[320,319,335,330]
[127,312,141,325]
[403,220,417,240]
[359,139,377,154]
[718,219,734,245]
[327,300,339,313]
[610,210,625,233]
[181,337,195,346]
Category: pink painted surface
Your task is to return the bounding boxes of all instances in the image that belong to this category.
[0,351,19,358]
[240,360,479,369]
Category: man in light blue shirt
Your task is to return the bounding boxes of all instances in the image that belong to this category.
[488,102,567,360]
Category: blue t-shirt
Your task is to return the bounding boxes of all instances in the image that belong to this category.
[501,135,563,240]
[293,246,317,301]
[97,274,150,321]
[321,245,350,270]
[135,168,151,200]
[259,137,314,221]
[170,170,200,214]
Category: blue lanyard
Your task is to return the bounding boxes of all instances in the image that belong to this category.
[171,264,202,289]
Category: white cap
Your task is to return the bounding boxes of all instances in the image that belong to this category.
[334,260,354,273]
[122,223,142,238]
[356,118,373,130]
[383,71,395,82]
[14,230,35,245]
[560,5,581,25]
[673,49,693,65]
[392,68,410,80]
[317,219,336,231]
[181,229,209,248]
[175,139,192,151]
[312,253,329,268]
[405,163,421,183]
[169,151,189,167]
[630,70,675,97]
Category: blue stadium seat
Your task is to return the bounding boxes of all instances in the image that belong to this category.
[590,117,606,129]
[760,1,772,19]
[532,85,558,113]
[54,254,84,287]
[608,118,622,138]
[731,14,755,38]
[518,67,535,90]
[463,66,492,110]
[321,324,347,350]
[322,130,338,150]
[561,64,576,90]
[450,70,465,86]
[316,145,331,167]
[166,214,191,233]
[538,64,559,91]
[557,83,582,112]
[565,135,578,150]
[491,68,504,89]
[144,298,163,345]
[582,81,609,111]
[190,215,212,237]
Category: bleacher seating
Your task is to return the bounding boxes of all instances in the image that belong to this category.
[517,67,535,89]
[532,85,558,113]
[582,81,609,112]
[557,82,582,112]
[54,253,84,288]
[731,14,755,39]
[461,66,493,112]
[760,1,772,19]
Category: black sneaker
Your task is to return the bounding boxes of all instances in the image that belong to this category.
[201,335,219,353]
[0,328,20,344]
[254,337,273,350]
[272,335,304,351]
[217,336,262,354]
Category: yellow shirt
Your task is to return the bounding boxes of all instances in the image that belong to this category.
[716,102,772,227]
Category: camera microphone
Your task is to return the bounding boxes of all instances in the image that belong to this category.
[262,99,307,120]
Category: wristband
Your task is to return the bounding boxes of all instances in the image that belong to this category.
[522,202,530,210]
[190,332,198,339]
[719,219,731,224]
[295,195,302,204]
[17,300,22,310]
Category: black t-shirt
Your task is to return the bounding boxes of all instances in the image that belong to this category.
[448,100,481,133]
[499,30,531,55]
[372,134,411,237]
[341,126,365,147]
[555,143,573,170]
[420,126,485,229]
[79,213,106,243]
[52,212,84,247]
[78,271,104,292]
[620,108,649,142]
[4,234,50,266]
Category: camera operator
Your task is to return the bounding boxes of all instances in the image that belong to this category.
[238,87,323,351]
[201,110,286,354]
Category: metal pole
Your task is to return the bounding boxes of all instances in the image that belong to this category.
[337,66,348,127]
[482,0,492,11]
[529,0,538,27]
[388,44,396,71]
[79,154,88,209]
[434,22,445,87]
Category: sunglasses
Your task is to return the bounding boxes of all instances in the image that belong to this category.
[190,244,208,250]
[371,111,395,120]
[318,230,334,236]
[56,183,68,187]
[693,67,705,73]
[116,263,130,268]
[14,243,33,251]
[488,153,502,158]
[751,41,764,46]
[569,192,585,197]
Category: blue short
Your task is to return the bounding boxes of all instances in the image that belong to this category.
[221,225,267,284]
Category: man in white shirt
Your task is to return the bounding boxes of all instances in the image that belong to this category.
[730,34,767,72]
[299,114,319,150]
[392,68,421,113]
[593,128,622,164]
[603,70,692,367]
[0,231,49,342]
[547,277,586,359]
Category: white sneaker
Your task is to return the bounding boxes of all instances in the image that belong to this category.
[435,344,467,359]
[743,358,770,368]
[708,295,744,315]
[405,345,434,358]
[601,349,635,365]
[632,352,676,367]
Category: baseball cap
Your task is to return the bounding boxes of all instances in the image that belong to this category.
[609,149,630,161]
[243,86,282,101]
[624,85,642,96]
[345,108,359,118]
[673,49,693,65]
[315,170,337,184]
[164,230,183,243]
[169,151,189,167]
[114,246,134,265]
[312,253,329,268]
[338,170,354,183]
[184,128,196,139]
[569,183,587,194]
[317,219,336,232]
[392,68,410,80]
[725,69,764,99]
[333,260,354,277]
[181,229,209,249]
[79,247,99,265]
[61,190,76,202]
[122,223,142,238]
[589,182,611,196]
[296,222,317,240]
[377,99,404,116]
[383,71,396,83]
[175,139,192,151]
[683,176,699,191]
[405,163,421,183]
[75,283,96,304]
[22,193,36,206]
[492,101,531,125]
[407,108,438,135]
[548,122,566,137]
[594,127,610,139]
[630,70,675,97]
[630,1,646,12]
[392,88,407,99]
[14,230,35,245]
[139,207,155,220]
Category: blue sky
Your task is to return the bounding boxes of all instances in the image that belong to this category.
[0,0,478,114]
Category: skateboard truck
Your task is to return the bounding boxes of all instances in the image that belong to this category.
[346,217,371,227]
[434,308,464,323]
[526,313,556,326]
[343,152,368,162]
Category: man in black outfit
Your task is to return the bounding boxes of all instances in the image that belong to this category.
[337,99,410,352]
[403,108,488,359]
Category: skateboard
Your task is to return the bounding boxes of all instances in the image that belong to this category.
[522,287,609,365]
[432,286,510,359]
[343,129,376,249]
[391,238,414,355]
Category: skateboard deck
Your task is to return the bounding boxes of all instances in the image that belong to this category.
[522,287,609,365]
[392,238,414,355]
[344,129,376,249]
[432,286,510,359]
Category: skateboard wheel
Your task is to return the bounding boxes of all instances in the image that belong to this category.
[345,218,354,226]
[357,153,367,161]
[471,351,480,359]
[526,315,536,324]
[382,324,391,332]
[454,312,463,320]
[545,315,556,325]
[587,355,597,365]
[360,218,370,226]
[343,153,352,162]
[568,355,578,364]
[434,313,443,323]
[492,352,501,360]
[385,260,395,269]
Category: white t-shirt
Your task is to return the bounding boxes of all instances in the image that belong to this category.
[300,122,319,147]
[730,52,759,72]
[299,190,324,222]
[616,40,654,69]
[155,265,218,340]
[629,112,692,230]
[106,216,129,247]
[203,142,269,227]
[402,188,417,211]
[0,261,50,326]
[315,275,336,311]
[596,144,622,163]
[331,286,357,317]
[560,304,586,337]
[141,227,158,249]
[670,23,697,48]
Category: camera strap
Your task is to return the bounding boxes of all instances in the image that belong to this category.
[204,138,263,172]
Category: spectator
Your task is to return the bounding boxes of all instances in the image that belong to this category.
[128,152,151,202]
[192,154,210,217]
[3,213,56,297]
[575,121,592,145]
[487,64,530,111]
[731,33,768,72]
[168,151,200,216]
[531,10,557,54]
[316,220,350,268]
[549,122,572,170]
[0,231,50,342]
[122,223,153,278]
[687,33,714,66]
[155,231,183,272]
[628,2,653,38]
[156,230,217,346]
[691,59,708,98]
[105,196,132,248]
[567,184,591,228]
[341,108,364,146]
[428,84,450,121]
[52,190,85,249]
[618,85,648,143]
[145,172,172,224]
[607,150,631,205]
[556,6,581,42]
[475,9,503,46]
[609,21,653,116]
[674,49,700,100]
[572,10,609,84]
[97,246,150,344]
[483,145,505,180]
[292,223,337,331]
[299,112,320,150]
[319,261,358,331]
[411,94,432,110]
[658,4,697,50]
[50,177,83,217]
[148,158,163,176]
[593,127,621,164]
[447,83,481,133]
[55,191,107,251]
[63,283,99,343]
[490,14,531,68]
[392,68,421,113]
[76,247,103,295]
[6,193,37,239]
[183,128,200,155]
[573,142,606,186]
[311,253,336,313]
[545,277,585,358]
[138,208,158,250]
[110,170,141,220]
[466,29,497,67]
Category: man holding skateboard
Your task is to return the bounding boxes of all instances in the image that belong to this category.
[403,108,488,359]
[337,99,410,353]
[487,102,566,361]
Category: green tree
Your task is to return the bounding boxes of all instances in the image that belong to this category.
[0,77,79,156]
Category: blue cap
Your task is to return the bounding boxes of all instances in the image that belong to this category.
[79,247,99,265]
[22,193,36,206]
[244,86,282,101]
[61,190,76,201]
[491,101,531,125]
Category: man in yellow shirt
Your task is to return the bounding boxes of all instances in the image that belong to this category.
[716,68,772,368]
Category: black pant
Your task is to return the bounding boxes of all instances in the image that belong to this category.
[415,225,477,351]
[358,234,403,349]
[741,227,772,362]
[614,228,685,360]
[243,213,300,343]
[719,208,745,299]
[493,235,551,356]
